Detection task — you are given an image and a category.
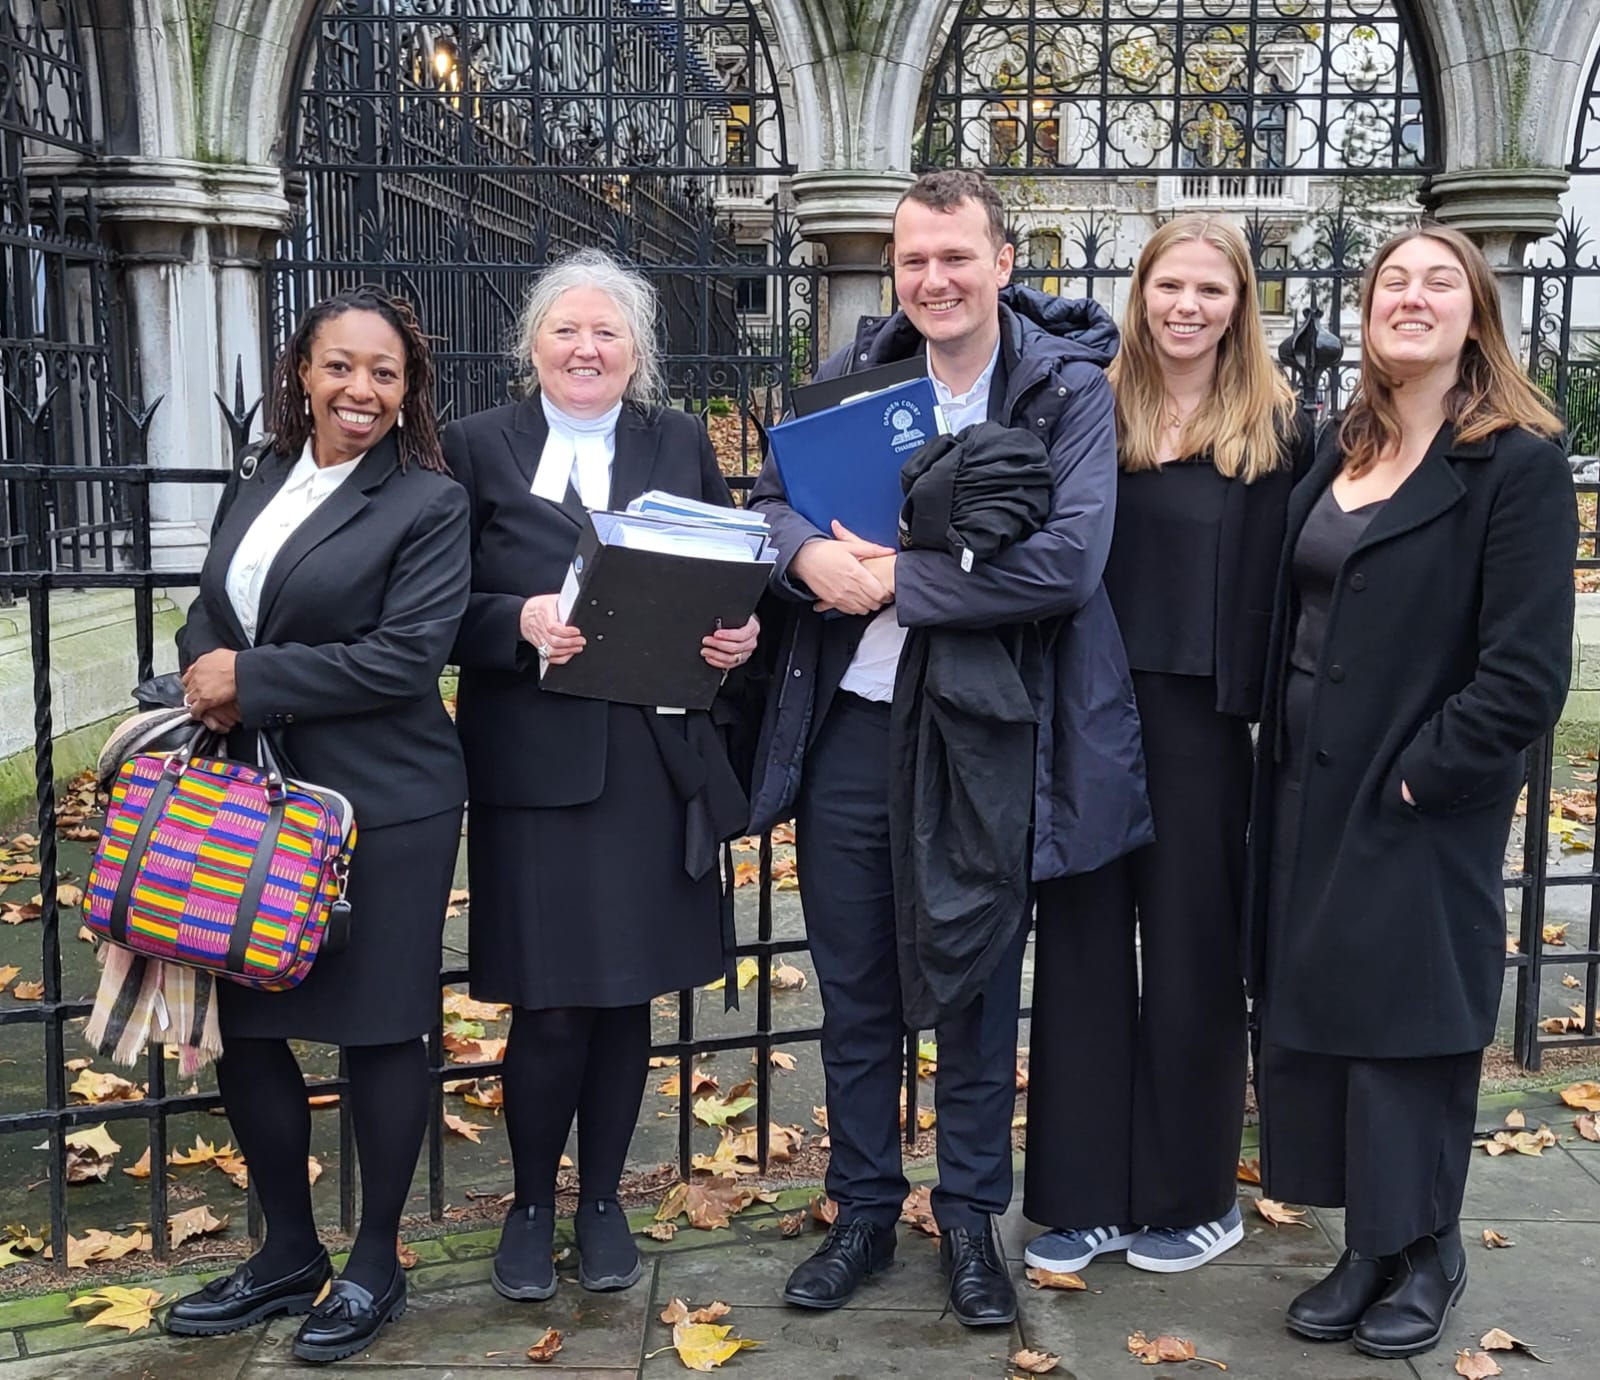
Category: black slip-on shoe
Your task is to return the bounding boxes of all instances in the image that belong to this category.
[291,1268,407,1364]
[1285,1248,1397,1341]
[575,1198,642,1291]
[492,1203,558,1301]
[1352,1231,1467,1359]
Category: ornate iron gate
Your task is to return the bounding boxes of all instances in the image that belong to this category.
[918,0,1440,415]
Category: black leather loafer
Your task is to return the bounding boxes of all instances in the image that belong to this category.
[166,1250,332,1336]
[1353,1231,1467,1359]
[291,1267,407,1364]
[1286,1249,1397,1340]
[939,1218,1017,1327]
[783,1219,896,1309]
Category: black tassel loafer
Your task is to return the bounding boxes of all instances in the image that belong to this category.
[291,1267,407,1364]
[166,1250,332,1336]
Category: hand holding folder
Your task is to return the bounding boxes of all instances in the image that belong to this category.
[539,501,774,711]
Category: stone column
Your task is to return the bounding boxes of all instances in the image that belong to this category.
[94,159,289,570]
[1427,167,1569,338]
[791,170,914,356]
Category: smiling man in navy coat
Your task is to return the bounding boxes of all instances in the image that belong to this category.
[748,169,1152,1325]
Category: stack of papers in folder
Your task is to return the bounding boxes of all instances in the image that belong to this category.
[542,498,774,711]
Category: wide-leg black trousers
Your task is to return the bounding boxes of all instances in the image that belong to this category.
[1025,672,1251,1229]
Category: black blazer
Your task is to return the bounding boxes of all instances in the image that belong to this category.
[445,397,736,808]
[1245,422,1577,1058]
[178,431,471,831]
[1211,414,1316,719]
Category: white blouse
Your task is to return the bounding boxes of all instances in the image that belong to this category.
[531,395,620,511]
[226,441,363,644]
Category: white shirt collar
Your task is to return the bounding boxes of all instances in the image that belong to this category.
[541,393,623,437]
[927,338,1001,408]
[289,439,364,498]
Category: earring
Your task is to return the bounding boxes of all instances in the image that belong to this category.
[303,395,311,417]
[397,407,406,430]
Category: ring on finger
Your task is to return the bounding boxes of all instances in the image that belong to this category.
[537,642,553,659]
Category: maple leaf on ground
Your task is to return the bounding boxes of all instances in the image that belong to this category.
[440,988,508,1023]
[0,965,18,991]
[527,1326,563,1362]
[214,1151,249,1189]
[1126,1332,1226,1369]
[397,1237,420,1269]
[307,1155,323,1186]
[464,1079,504,1110]
[763,1049,798,1071]
[1236,1158,1261,1185]
[1563,973,1581,988]
[771,963,807,991]
[1559,1081,1600,1112]
[1455,1350,1503,1379]
[1575,1113,1600,1142]
[665,1320,760,1371]
[12,979,43,1000]
[1479,1328,1548,1362]
[646,1221,677,1242]
[68,1286,168,1335]
[169,1205,229,1249]
[658,1068,718,1099]
[692,1090,757,1128]
[1481,1228,1515,1248]
[1025,1267,1086,1291]
[900,1185,940,1238]
[69,1068,142,1103]
[778,1210,806,1237]
[167,1135,229,1167]
[443,1112,488,1144]
[1012,1348,1061,1374]
[1256,1198,1311,1228]
[810,1193,838,1226]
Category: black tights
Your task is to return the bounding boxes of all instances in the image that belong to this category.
[501,1003,650,1209]
[215,1036,428,1294]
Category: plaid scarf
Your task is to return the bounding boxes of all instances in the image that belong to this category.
[84,942,222,1076]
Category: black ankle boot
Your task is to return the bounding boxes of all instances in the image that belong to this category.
[492,1203,557,1301]
[575,1199,642,1291]
[1285,1249,1397,1341]
[1352,1227,1467,1359]
[939,1217,1017,1327]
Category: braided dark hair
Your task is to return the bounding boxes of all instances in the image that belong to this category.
[269,285,446,473]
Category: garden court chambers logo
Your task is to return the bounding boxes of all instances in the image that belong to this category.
[884,398,928,453]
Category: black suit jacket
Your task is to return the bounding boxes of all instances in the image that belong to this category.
[177,432,471,830]
[1245,422,1577,1057]
[445,397,736,808]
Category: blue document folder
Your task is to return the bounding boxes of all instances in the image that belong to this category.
[767,376,941,548]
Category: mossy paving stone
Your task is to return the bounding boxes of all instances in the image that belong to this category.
[3,1325,255,1376]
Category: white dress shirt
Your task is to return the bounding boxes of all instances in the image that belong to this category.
[531,395,620,511]
[226,441,363,644]
[838,341,1001,702]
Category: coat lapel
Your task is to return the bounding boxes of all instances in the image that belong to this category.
[1348,423,1469,556]
[254,433,398,638]
[201,447,297,649]
[607,404,663,510]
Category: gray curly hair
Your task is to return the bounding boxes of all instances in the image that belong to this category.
[512,249,664,405]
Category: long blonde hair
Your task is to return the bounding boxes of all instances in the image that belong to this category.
[1109,215,1296,481]
[1339,225,1561,476]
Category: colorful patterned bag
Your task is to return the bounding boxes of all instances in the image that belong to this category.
[83,729,357,990]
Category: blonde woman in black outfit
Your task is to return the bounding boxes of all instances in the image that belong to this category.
[1249,225,1576,1359]
[1025,215,1308,1276]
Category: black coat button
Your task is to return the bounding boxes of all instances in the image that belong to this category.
[1328,665,1344,683]
[1315,748,1331,766]
[1349,572,1367,591]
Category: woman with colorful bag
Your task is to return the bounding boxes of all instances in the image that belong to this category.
[158,287,470,1362]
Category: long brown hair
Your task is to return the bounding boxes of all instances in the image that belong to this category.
[1109,215,1295,481]
[1339,225,1561,476]
[268,286,446,473]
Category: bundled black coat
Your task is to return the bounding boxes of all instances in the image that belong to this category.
[890,422,1053,1027]
[1246,422,1578,1058]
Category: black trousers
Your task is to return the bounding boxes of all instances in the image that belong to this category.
[796,693,1027,1234]
[1025,672,1251,1229]
[1257,1042,1481,1256]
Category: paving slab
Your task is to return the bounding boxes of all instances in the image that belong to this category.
[242,1369,636,1379]
[249,1275,648,1371]
[1014,1260,1422,1380]
[1410,1219,1600,1376]
[639,1301,1021,1379]
[9,1326,258,1377]
[1459,1145,1600,1222]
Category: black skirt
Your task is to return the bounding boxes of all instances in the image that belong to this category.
[217,807,463,1046]
[467,703,722,1009]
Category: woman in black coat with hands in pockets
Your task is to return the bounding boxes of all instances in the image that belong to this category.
[1249,225,1577,1361]
[445,249,758,1304]
[167,287,470,1362]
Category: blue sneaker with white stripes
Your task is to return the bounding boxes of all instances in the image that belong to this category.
[1125,1205,1244,1273]
[1023,1223,1140,1273]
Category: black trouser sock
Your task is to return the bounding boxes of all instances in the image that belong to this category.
[576,1003,650,1201]
[503,1004,650,1208]
[216,1037,319,1280]
[342,1038,429,1294]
